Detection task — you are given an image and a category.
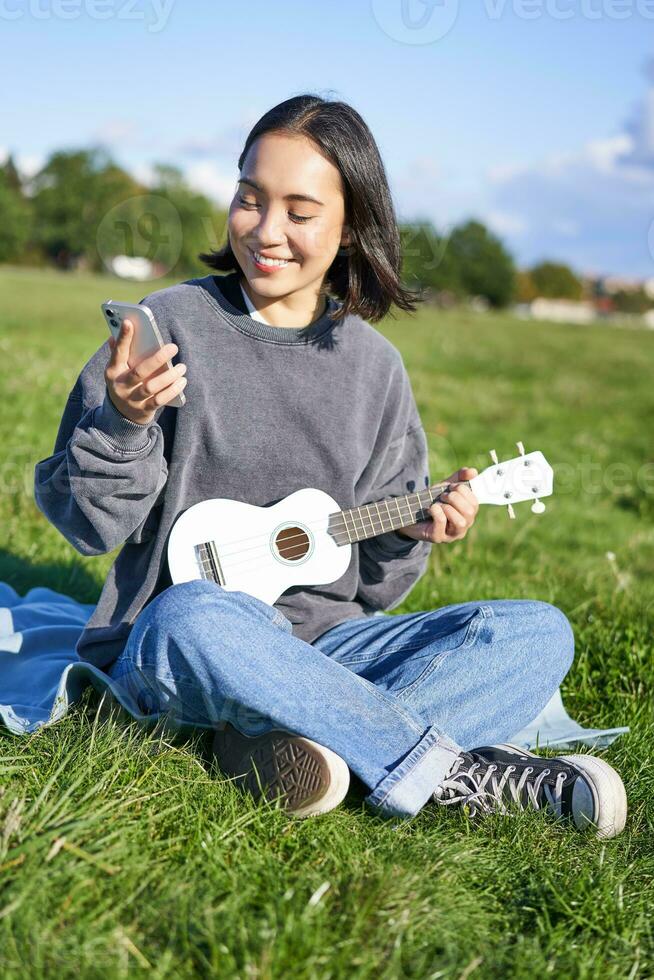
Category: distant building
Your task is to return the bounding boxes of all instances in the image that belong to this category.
[110,255,155,281]
[599,275,643,294]
[529,298,596,324]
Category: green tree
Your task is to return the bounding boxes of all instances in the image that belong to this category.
[149,163,228,278]
[611,288,651,315]
[515,269,538,303]
[1,153,22,193]
[30,147,142,269]
[400,220,465,299]
[447,220,516,308]
[529,260,583,300]
[0,157,31,262]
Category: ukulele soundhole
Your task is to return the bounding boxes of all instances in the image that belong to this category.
[273,525,311,562]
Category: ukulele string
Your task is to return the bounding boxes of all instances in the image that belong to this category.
[207,481,453,560]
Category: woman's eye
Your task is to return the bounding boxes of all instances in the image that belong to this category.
[238,197,312,223]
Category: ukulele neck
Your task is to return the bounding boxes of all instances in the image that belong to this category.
[328,481,468,546]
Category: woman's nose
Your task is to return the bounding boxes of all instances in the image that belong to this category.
[254,205,287,244]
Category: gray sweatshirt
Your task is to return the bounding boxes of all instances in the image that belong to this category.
[33,273,433,670]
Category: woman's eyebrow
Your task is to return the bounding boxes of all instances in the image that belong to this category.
[238,176,325,206]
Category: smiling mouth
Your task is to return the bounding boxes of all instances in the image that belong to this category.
[248,247,295,268]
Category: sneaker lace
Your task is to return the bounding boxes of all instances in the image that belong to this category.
[434,756,568,819]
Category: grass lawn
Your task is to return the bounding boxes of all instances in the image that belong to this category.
[0,264,653,978]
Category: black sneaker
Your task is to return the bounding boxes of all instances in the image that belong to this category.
[433,742,627,839]
[212,723,350,819]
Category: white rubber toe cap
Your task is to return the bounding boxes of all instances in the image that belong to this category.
[566,754,627,839]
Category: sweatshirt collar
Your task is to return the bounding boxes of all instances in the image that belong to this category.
[195,272,343,346]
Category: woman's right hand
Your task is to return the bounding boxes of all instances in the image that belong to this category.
[105,318,188,425]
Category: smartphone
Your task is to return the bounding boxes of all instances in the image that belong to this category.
[101,300,186,409]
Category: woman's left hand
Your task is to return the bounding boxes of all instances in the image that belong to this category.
[397,467,479,544]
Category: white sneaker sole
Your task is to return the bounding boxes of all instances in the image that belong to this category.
[497,743,627,839]
[215,728,351,819]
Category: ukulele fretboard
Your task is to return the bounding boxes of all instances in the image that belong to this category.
[327,481,464,546]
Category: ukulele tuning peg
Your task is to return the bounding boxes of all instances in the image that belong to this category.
[531,498,546,515]
[516,441,525,456]
[507,503,516,520]
[489,449,499,466]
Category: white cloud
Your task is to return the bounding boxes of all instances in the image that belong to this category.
[184,161,238,207]
[487,134,639,188]
[174,108,260,161]
[393,61,654,278]
[488,133,654,275]
[92,118,139,147]
[129,157,236,207]
[18,154,44,179]
[130,161,160,188]
[176,130,244,160]
[0,147,45,181]
[482,209,529,237]
[393,161,487,230]
[618,57,654,169]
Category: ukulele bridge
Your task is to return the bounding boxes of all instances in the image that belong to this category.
[195,541,226,585]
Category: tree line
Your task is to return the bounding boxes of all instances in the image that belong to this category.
[0,146,616,310]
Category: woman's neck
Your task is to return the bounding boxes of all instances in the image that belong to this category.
[238,275,328,328]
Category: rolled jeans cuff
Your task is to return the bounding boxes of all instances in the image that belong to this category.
[364,723,462,820]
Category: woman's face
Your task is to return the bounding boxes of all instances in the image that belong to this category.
[228,132,350,297]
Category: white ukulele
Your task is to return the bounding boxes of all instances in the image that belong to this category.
[167,443,553,606]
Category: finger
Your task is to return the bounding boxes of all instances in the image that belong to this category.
[149,374,188,407]
[438,503,468,531]
[113,318,134,363]
[439,489,475,521]
[130,341,179,382]
[443,481,479,516]
[446,484,478,513]
[443,467,478,485]
[445,523,466,541]
[428,504,448,542]
[442,469,470,488]
[140,362,187,398]
[455,483,478,505]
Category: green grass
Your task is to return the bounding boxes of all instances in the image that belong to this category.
[1,264,653,978]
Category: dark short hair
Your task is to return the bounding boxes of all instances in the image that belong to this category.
[198,93,423,324]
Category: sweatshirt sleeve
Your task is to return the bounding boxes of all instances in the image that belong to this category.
[355,367,433,613]
[33,336,169,557]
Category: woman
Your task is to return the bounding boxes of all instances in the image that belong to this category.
[34,94,626,837]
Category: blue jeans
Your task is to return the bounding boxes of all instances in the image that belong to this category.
[107,581,574,820]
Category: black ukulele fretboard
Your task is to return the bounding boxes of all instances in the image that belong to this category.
[327,480,465,546]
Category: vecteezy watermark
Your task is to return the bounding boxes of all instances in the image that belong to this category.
[0,0,175,33]
[96,194,183,280]
[484,0,654,18]
[371,0,654,44]
[19,452,654,503]
[371,0,461,44]
[401,224,453,273]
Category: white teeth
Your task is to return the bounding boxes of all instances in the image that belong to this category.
[253,250,289,267]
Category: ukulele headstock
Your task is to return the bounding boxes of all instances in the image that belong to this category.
[468,442,553,519]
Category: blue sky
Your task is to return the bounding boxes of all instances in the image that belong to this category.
[1,0,652,278]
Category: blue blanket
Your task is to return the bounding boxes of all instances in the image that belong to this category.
[0,582,630,748]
